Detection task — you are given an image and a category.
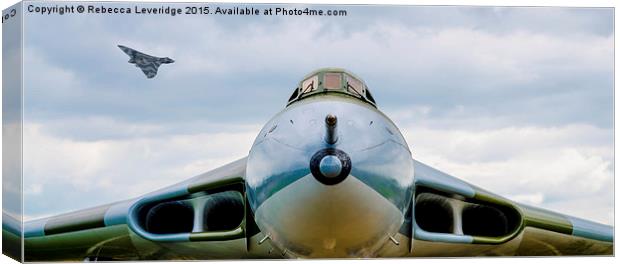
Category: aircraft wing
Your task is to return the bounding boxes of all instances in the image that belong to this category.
[117,45,164,79]
[18,156,614,260]
[22,157,272,261]
[118,45,149,58]
[139,62,161,79]
[410,159,613,256]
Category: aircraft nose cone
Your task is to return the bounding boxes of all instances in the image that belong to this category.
[319,155,342,178]
[310,148,351,185]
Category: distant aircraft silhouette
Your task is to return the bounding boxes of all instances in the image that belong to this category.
[118,45,174,78]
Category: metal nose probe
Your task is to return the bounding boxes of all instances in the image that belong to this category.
[309,114,351,185]
[325,114,338,145]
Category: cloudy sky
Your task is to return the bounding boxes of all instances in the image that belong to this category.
[19,3,613,224]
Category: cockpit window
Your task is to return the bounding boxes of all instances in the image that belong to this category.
[287,69,377,108]
[302,75,318,93]
[346,74,364,97]
[366,89,376,104]
[288,88,299,102]
[323,73,342,90]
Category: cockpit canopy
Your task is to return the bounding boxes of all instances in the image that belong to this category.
[287,68,377,107]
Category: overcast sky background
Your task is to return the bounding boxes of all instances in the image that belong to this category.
[18,3,613,224]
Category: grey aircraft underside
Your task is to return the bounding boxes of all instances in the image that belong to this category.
[117,45,174,79]
[3,68,613,261]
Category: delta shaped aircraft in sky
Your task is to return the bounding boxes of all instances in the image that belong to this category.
[118,45,174,79]
[6,68,613,261]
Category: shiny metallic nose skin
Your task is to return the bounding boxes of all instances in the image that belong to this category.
[319,155,342,178]
[310,148,351,185]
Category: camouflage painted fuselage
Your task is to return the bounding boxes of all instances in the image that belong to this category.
[118,45,174,79]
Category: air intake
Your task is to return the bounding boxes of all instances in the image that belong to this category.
[129,189,247,242]
[202,191,245,231]
[414,187,521,240]
[145,201,194,234]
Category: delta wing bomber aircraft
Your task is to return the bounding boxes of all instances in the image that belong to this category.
[118,45,174,78]
[5,68,613,260]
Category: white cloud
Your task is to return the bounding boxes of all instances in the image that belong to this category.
[171,20,612,84]
[23,120,260,220]
[23,48,83,97]
[510,193,544,205]
[400,122,613,224]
